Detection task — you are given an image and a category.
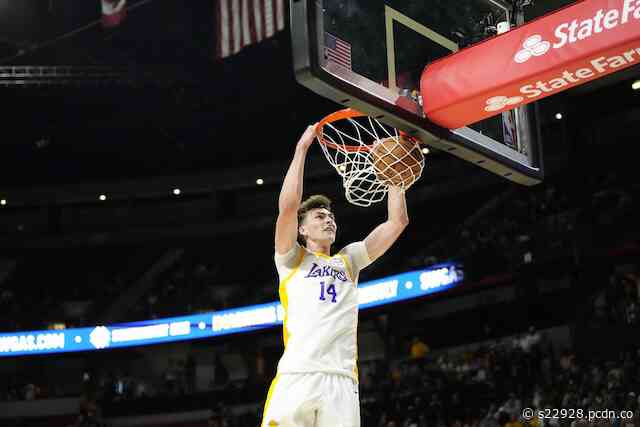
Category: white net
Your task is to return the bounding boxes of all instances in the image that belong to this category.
[317,110,425,207]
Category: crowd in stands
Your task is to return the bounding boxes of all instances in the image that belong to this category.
[126,251,276,322]
[0,247,163,332]
[587,271,640,328]
[4,255,638,425]
[359,332,640,427]
[407,172,637,278]
[3,256,640,426]
[43,327,637,427]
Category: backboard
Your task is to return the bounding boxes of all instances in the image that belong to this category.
[291,0,544,184]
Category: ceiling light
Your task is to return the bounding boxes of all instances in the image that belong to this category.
[173,188,181,195]
[555,113,563,120]
[0,199,6,206]
[256,178,264,185]
[632,80,640,90]
[99,194,107,201]
[422,147,430,155]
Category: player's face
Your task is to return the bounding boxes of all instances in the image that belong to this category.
[300,208,337,245]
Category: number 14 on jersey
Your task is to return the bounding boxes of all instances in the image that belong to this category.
[319,281,337,303]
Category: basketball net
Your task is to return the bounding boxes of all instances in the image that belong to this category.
[316,109,425,207]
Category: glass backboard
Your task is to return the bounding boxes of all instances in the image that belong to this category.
[291,0,544,184]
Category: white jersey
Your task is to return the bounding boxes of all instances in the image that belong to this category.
[274,241,371,381]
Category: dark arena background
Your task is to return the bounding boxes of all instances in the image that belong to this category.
[1,1,639,426]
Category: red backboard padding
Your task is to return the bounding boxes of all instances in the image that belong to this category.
[421,0,640,129]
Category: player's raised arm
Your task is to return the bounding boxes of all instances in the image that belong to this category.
[275,124,317,255]
[363,186,409,262]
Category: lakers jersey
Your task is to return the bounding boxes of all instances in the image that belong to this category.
[274,241,371,381]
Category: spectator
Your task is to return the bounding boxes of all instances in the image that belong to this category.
[505,413,524,427]
[208,413,224,427]
[518,327,541,352]
[410,337,429,360]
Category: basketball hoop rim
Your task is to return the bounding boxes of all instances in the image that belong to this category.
[316,108,419,154]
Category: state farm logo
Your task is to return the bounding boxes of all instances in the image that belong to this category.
[514,35,551,63]
[484,95,524,112]
[514,0,640,64]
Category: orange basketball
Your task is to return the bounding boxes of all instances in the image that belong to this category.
[370,136,424,188]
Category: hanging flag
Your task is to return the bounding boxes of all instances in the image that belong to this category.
[102,0,127,28]
[324,33,352,71]
[215,0,286,59]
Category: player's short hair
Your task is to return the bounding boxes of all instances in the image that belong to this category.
[297,194,333,245]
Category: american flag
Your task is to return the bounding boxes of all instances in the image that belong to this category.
[324,33,352,70]
[215,0,286,59]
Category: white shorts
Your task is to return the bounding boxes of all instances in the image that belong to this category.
[261,373,360,427]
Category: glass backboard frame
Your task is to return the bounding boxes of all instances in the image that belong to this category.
[291,0,544,185]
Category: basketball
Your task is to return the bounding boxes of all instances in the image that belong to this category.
[370,135,425,189]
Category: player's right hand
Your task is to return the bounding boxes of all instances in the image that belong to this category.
[297,123,318,150]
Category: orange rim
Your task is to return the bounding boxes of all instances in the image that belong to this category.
[317,108,371,153]
[316,108,418,153]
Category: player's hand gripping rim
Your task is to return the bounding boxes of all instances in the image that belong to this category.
[297,123,318,150]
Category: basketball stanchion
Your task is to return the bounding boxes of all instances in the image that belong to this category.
[316,108,426,207]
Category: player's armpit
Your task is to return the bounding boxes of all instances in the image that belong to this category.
[340,241,372,275]
[274,242,302,269]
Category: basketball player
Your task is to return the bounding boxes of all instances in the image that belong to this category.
[261,124,410,427]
